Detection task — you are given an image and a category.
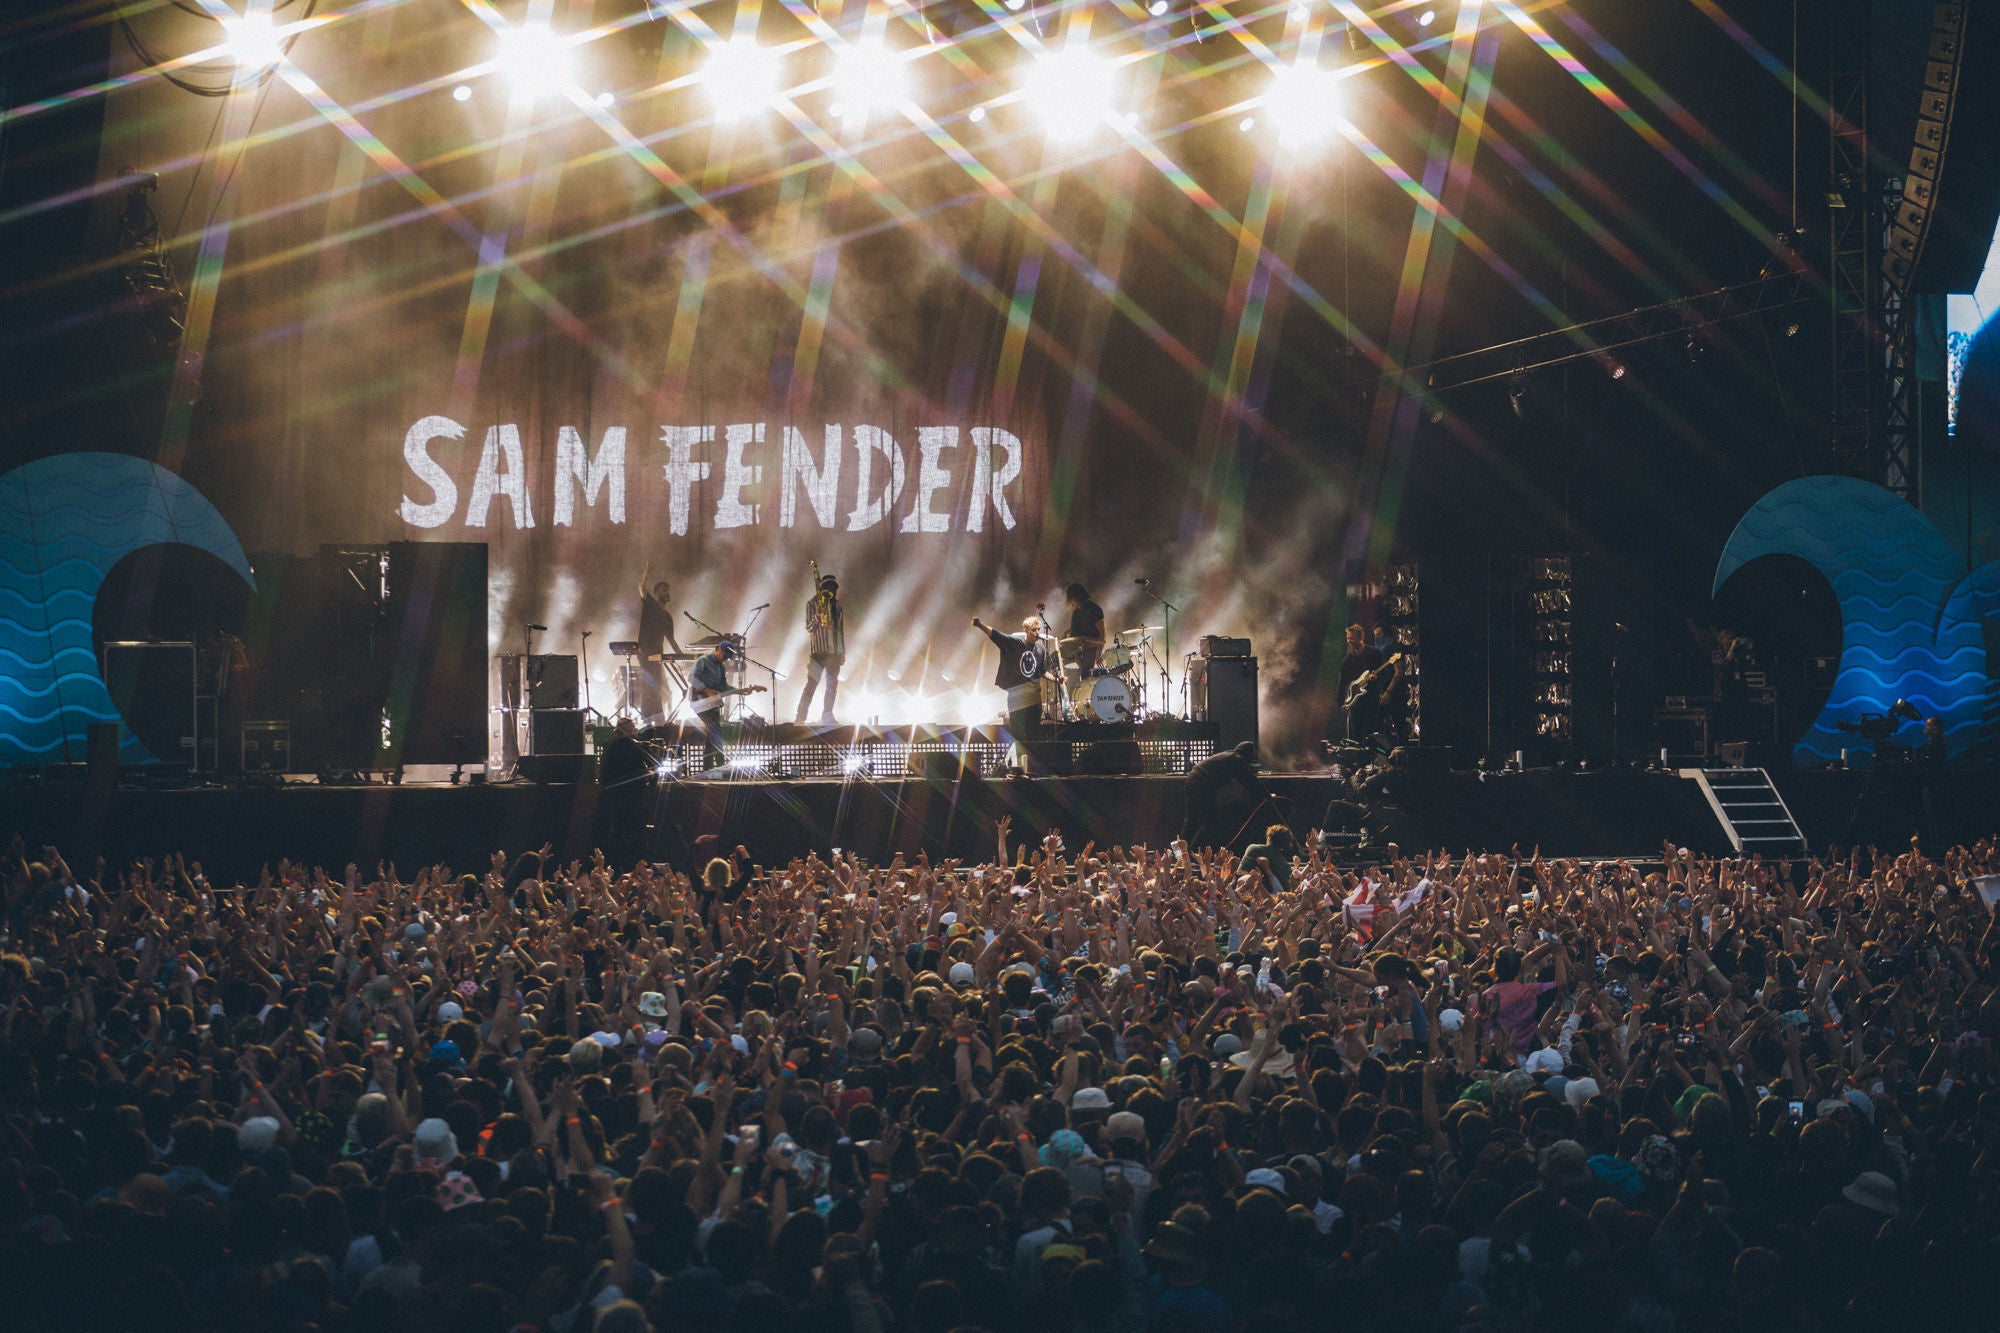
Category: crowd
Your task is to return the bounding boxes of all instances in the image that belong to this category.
[1,822,1997,1332]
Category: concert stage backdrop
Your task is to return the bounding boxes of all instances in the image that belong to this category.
[0,3,1871,765]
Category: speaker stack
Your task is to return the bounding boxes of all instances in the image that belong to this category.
[501,652,590,781]
[1188,636,1258,751]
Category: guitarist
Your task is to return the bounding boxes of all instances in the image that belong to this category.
[1344,649,1404,748]
[688,640,765,768]
[636,562,683,724]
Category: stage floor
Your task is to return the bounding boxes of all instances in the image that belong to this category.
[3,764,1985,879]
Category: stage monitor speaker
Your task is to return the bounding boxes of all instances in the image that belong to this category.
[911,748,977,781]
[1204,656,1259,751]
[1077,739,1143,775]
[526,708,587,757]
[1883,4,2000,292]
[525,654,579,710]
[383,542,489,766]
[101,641,195,764]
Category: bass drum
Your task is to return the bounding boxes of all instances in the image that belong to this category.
[1070,674,1133,723]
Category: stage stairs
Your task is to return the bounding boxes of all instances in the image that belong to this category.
[1681,767,1808,856]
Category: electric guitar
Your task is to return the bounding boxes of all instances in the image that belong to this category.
[1343,652,1405,710]
[688,683,767,715]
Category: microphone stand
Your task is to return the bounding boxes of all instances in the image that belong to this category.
[579,630,596,721]
[1136,582,1179,719]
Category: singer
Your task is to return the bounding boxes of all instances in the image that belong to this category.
[794,564,846,725]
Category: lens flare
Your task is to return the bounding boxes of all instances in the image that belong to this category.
[493,22,575,104]
[1021,45,1120,143]
[220,13,284,70]
[1264,59,1342,148]
[702,38,785,122]
[830,40,907,124]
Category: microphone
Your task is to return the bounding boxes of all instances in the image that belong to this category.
[1135,578,1150,587]
[581,630,593,638]
[526,624,548,631]
[750,602,771,611]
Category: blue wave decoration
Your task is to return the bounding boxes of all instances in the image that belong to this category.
[0,454,253,766]
[1715,475,2000,765]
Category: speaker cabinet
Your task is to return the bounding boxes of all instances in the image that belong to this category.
[1202,656,1259,751]
[101,641,195,764]
[525,708,587,757]
[526,654,579,710]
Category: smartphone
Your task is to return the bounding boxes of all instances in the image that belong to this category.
[1787,1099,1806,1122]
[1676,1032,1695,1049]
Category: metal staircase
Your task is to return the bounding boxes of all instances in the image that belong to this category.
[1681,767,1808,856]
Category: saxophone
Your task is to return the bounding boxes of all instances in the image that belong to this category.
[807,558,827,634]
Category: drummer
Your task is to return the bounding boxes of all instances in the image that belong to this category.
[1063,583,1106,676]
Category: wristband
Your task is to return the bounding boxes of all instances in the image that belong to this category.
[869,1170,890,1181]
[783,1061,798,1074]
[731,1164,746,1175]
[957,1037,972,1045]
[566,1116,581,1126]
[599,1197,623,1212]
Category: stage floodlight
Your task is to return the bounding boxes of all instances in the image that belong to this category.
[830,39,907,124]
[1239,115,1256,132]
[220,12,284,70]
[702,38,785,122]
[493,22,575,104]
[1419,8,1436,26]
[1005,0,1027,10]
[1022,44,1120,143]
[452,84,472,102]
[968,105,987,123]
[595,90,615,108]
[1148,0,1169,13]
[1264,59,1341,148]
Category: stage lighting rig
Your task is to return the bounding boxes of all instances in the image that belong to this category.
[1021,43,1121,143]
[702,38,785,122]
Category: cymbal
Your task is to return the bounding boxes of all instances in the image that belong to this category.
[690,634,727,647]
[1120,625,1164,638]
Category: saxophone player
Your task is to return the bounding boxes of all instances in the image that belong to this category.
[794,564,846,725]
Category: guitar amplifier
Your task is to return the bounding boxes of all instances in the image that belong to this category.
[526,654,579,709]
[1199,636,1252,659]
[520,708,587,756]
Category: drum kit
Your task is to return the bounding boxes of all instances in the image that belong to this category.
[1058,626,1164,722]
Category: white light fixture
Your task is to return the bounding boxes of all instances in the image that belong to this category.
[1148,0,1169,13]
[1264,59,1341,148]
[219,12,285,71]
[1021,43,1120,143]
[968,105,987,123]
[595,90,615,108]
[452,84,473,103]
[701,38,785,122]
[1239,115,1256,132]
[1419,8,1436,26]
[1004,0,1027,10]
[492,22,576,105]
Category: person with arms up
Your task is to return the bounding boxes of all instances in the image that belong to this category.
[794,567,846,725]
[972,612,1059,771]
[636,562,682,724]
